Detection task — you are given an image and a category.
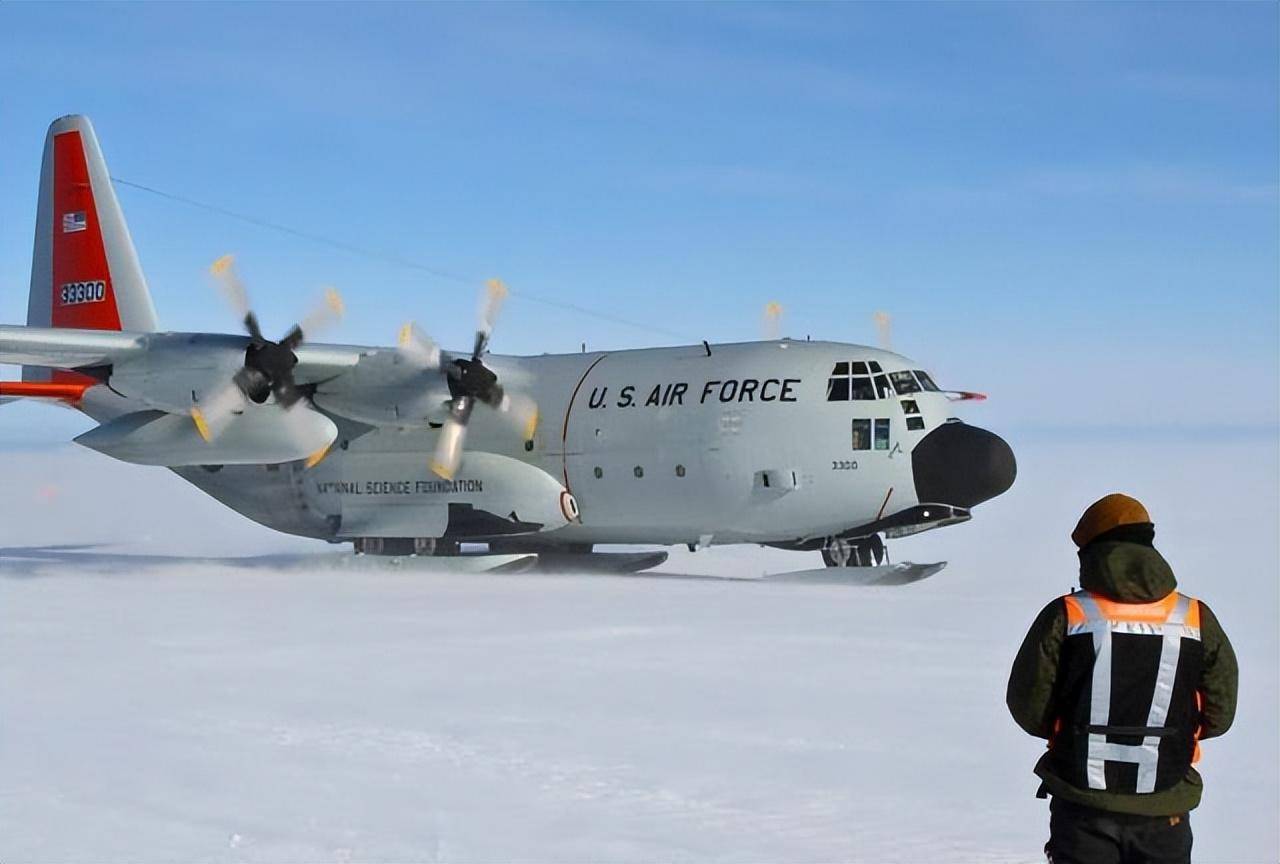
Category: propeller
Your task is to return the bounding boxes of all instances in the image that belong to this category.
[399,278,539,480]
[874,310,892,351]
[192,254,344,457]
[762,301,784,340]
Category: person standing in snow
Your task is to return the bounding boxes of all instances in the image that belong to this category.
[1006,494,1238,864]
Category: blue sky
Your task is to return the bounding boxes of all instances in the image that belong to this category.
[1,2,1276,442]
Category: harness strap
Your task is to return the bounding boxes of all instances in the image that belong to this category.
[1066,591,1200,793]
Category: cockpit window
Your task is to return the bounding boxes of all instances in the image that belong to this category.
[868,361,883,374]
[889,370,920,394]
[850,377,875,400]
[827,361,880,401]
[914,370,941,392]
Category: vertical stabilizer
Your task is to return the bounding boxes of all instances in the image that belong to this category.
[25,115,158,381]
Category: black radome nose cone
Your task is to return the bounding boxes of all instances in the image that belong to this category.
[912,422,1016,508]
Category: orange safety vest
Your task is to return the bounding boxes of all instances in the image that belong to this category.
[1049,590,1204,794]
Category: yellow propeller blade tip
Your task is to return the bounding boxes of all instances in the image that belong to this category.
[398,322,414,347]
[486,278,508,300]
[323,286,345,316]
[304,444,332,469]
[190,408,212,443]
[430,460,454,481]
[524,409,540,442]
[765,301,783,317]
[210,254,235,276]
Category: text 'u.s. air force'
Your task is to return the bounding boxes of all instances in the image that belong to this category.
[588,378,801,409]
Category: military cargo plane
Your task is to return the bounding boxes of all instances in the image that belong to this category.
[0,116,1016,575]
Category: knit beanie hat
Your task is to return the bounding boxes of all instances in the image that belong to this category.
[1072,493,1152,548]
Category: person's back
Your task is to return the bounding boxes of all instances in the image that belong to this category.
[1007,494,1238,864]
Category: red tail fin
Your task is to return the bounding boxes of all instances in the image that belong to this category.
[25,115,158,382]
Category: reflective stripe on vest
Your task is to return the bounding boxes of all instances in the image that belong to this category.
[1062,591,1201,793]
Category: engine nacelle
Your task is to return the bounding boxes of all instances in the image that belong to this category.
[74,405,337,466]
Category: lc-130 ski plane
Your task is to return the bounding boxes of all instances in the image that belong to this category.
[0,116,1016,575]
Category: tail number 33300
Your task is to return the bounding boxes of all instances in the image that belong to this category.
[59,280,106,306]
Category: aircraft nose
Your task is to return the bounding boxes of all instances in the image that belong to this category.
[912,422,1016,508]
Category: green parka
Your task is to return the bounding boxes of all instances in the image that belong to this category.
[1006,540,1238,816]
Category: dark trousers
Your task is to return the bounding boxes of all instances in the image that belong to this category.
[1046,797,1192,864]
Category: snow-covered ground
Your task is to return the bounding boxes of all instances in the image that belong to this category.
[1,437,1276,862]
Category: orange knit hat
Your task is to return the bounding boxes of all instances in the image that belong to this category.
[1072,493,1151,548]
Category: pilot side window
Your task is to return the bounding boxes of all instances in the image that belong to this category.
[851,419,871,450]
[889,371,920,394]
[874,418,891,450]
[914,371,941,392]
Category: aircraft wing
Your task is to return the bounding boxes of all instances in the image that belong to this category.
[0,325,371,381]
[0,324,146,369]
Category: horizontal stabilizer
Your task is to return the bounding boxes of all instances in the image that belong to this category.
[0,325,144,370]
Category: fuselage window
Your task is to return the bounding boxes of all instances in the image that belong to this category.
[874,418,891,450]
[914,371,941,392]
[906,416,926,431]
[901,399,920,415]
[851,418,871,450]
[889,371,920,394]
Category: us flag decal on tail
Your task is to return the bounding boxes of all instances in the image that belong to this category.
[61,211,86,233]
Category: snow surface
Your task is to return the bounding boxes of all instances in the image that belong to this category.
[1,438,1276,862]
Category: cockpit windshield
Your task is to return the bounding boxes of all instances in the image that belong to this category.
[826,362,943,401]
[826,361,879,401]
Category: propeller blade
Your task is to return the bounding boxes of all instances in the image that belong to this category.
[475,278,508,357]
[190,379,247,443]
[274,401,338,467]
[496,389,540,442]
[279,324,304,352]
[874,311,892,351]
[762,301,784,340]
[430,396,474,480]
[210,254,252,321]
[243,311,264,344]
[397,321,442,369]
[295,286,345,343]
